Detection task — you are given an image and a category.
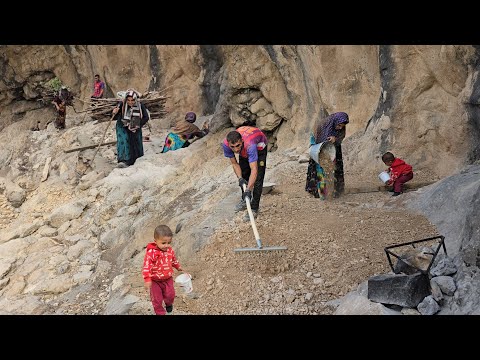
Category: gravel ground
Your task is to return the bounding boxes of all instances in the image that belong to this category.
[169,162,439,315]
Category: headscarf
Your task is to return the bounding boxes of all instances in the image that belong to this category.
[127,89,137,99]
[122,90,143,120]
[313,112,349,144]
[185,112,197,123]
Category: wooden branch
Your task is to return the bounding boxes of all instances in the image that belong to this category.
[64,141,117,153]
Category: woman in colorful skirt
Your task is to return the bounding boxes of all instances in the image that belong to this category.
[161,112,209,153]
[112,90,150,167]
[305,112,349,199]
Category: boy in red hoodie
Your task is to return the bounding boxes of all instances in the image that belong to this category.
[142,225,185,315]
[382,152,413,196]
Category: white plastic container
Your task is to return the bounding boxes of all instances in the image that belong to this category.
[309,141,336,164]
[378,171,391,184]
[174,273,193,294]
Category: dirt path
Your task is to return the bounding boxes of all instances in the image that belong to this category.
[172,162,439,315]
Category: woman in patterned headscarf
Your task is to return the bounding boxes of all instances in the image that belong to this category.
[161,112,209,153]
[305,112,349,199]
[112,90,150,167]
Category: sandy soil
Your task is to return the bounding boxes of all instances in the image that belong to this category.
[167,161,439,315]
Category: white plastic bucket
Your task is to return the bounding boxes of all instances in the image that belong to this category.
[378,171,391,183]
[309,141,336,164]
[174,273,193,294]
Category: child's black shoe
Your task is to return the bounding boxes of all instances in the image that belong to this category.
[392,192,401,197]
[166,305,173,314]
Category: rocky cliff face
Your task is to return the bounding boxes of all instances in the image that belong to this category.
[1,45,479,177]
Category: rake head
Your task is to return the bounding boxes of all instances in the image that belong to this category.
[234,245,288,253]
[235,187,287,254]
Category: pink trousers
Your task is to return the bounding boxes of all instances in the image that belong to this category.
[394,172,413,193]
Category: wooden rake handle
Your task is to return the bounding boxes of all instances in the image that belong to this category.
[242,184,263,248]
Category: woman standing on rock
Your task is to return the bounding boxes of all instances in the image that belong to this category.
[112,90,150,168]
[305,112,349,199]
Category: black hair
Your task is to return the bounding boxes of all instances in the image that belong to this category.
[94,74,100,78]
[154,225,173,239]
[382,152,395,162]
[226,130,242,143]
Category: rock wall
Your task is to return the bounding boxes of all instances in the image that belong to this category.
[1,45,479,179]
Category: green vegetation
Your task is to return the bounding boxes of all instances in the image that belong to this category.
[44,77,63,92]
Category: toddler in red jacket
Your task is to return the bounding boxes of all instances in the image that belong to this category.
[142,225,185,315]
[382,152,413,196]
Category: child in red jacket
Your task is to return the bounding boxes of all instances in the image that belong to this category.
[382,152,413,196]
[142,225,185,315]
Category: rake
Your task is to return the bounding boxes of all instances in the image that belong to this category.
[234,184,288,253]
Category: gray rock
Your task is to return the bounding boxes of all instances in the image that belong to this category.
[66,240,93,261]
[38,226,58,237]
[401,308,421,315]
[368,273,430,308]
[408,165,480,263]
[124,193,141,206]
[0,258,15,279]
[28,273,74,295]
[1,177,27,208]
[7,188,26,208]
[0,277,10,290]
[432,276,456,296]
[79,251,99,266]
[429,279,444,302]
[356,281,369,297]
[104,293,139,315]
[57,221,71,235]
[73,270,93,283]
[0,221,42,243]
[78,171,105,191]
[417,295,440,315]
[62,234,83,245]
[437,262,480,315]
[335,293,401,315]
[48,200,88,228]
[99,228,122,250]
[56,262,70,275]
[430,258,457,277]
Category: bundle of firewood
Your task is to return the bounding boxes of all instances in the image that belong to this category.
[88,90,168,122]
[34,77,74,106]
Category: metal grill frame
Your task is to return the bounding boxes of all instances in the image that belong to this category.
[384,235,446,275]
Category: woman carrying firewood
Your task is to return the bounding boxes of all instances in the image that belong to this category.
[112,90,150,168]
[51,98,66,129]
[50,86,73,130]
